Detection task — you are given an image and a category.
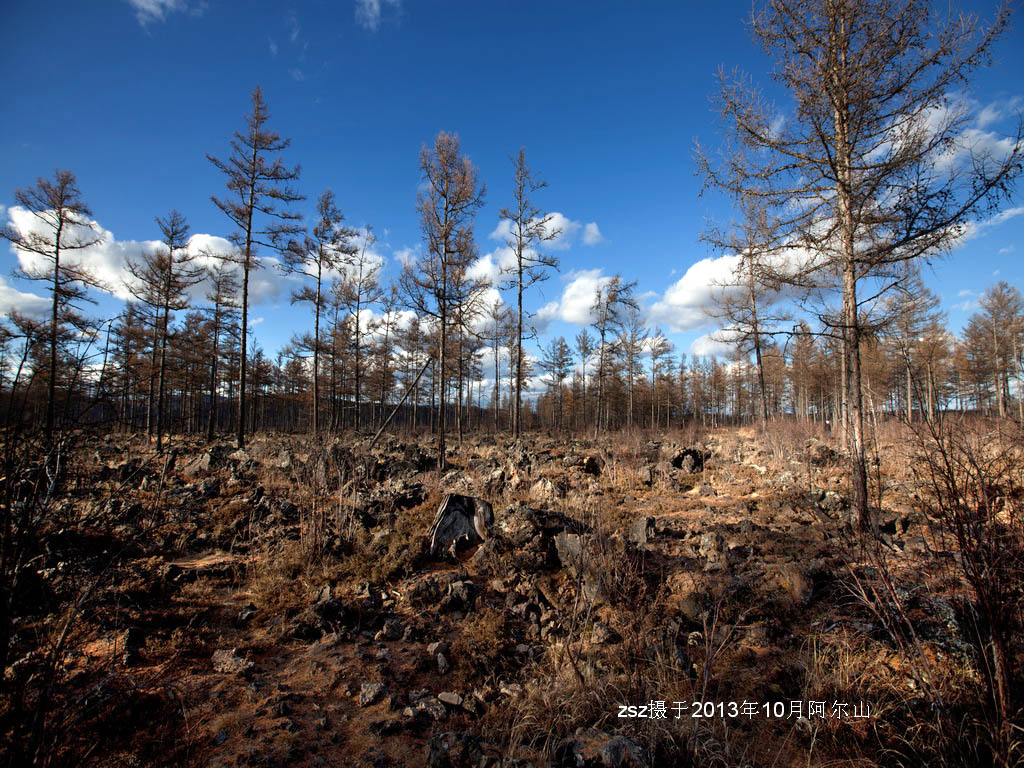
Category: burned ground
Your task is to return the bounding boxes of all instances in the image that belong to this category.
[0,422,1018,767]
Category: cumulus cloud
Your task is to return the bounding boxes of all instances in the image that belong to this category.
[955,205,1024,247]
[935,127,1021,173]
[355,0,400,31]
[689,331,735,358]
[3,207,296,308]
[647,255,741,333]
[467,248,517,286]
[582,222,603,246]
[0,276,49,320]
[489,212,601,252]
[534,269,613,329]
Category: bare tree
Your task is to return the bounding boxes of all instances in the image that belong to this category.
[208,86,304,448]
[616,305,648,430]
[574,329,596,431]
[400,132,485,469]
[281,190,357,435]
[2,170,105,438]
[203,261,240,441]
[124,210,203,452]
[648,329,673,428]
[699,0,1023,529]
[590,275,637,435]
[881,265,944,422]
[499,148,560,438]
[341,226,384,431]
[705,195,790,424]
[482,298,510,431]
[539,336,573,431]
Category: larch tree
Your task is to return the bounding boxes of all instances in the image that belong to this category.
[208,86,304,448]
[574,329,596,430]
[881,265,943,422]
[203,261,240,441]
[648,329,673,428]
[341,226,383,431]
[400,132,485,470]
[617,305,649,430]
[705,195,789,424]
[482,298,510,431]
[590,276,637,435]
[281,189,358,435]
[124,210,203,452]
[2,170,105,438]
[498,148,560,438]
[699,0,1023,530]
[539,336,573,431]
[969,281,1024,418]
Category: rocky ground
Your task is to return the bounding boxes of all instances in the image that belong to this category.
[0,423,1000,767]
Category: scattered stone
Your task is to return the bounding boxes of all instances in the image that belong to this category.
[213,729,228,746]
[553,730,647,768]
[427,494,495,558]
[441,580,477,613]
[772,563,813,606]
[671,448,707,473]
[438,691,463,707]
[628,517,654,546]
[415,696,447,720]
[199,478,220,498]
[359,681,387,707]
[529,476,566,503]
[499,682,523,698]
[426,732,487,768]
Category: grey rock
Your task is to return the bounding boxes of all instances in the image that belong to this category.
[427,494,494,558]
[438,691,463,707]
[359,681,387,707]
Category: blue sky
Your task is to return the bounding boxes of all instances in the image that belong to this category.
[1,0,1022,378]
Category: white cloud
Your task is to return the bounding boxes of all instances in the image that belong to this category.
[689,331,735,358]
[126,0,187,25]
[536,269,613,328]
[935,127,1021,173]
[269,38,278,57]
[0,276,49,320]
[489,211,600,251]
[956,206,1024,246]
[355,0,400,31]
[393,246,416,268]
[467,248,518,286]
[647,255,741,333]
[3,207,297,308]
[977,97,1021,130]
[582,222,603,246]
[953,299,980,313]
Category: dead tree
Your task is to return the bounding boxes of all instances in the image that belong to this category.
[498,148,560,438]
[281,189,358,435]
[400,132,485,470]
[2,170,105,438]
[208,86,304,448]
[698,0,1023,530]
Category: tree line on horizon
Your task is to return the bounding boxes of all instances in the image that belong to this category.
[0,0,1022,494]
